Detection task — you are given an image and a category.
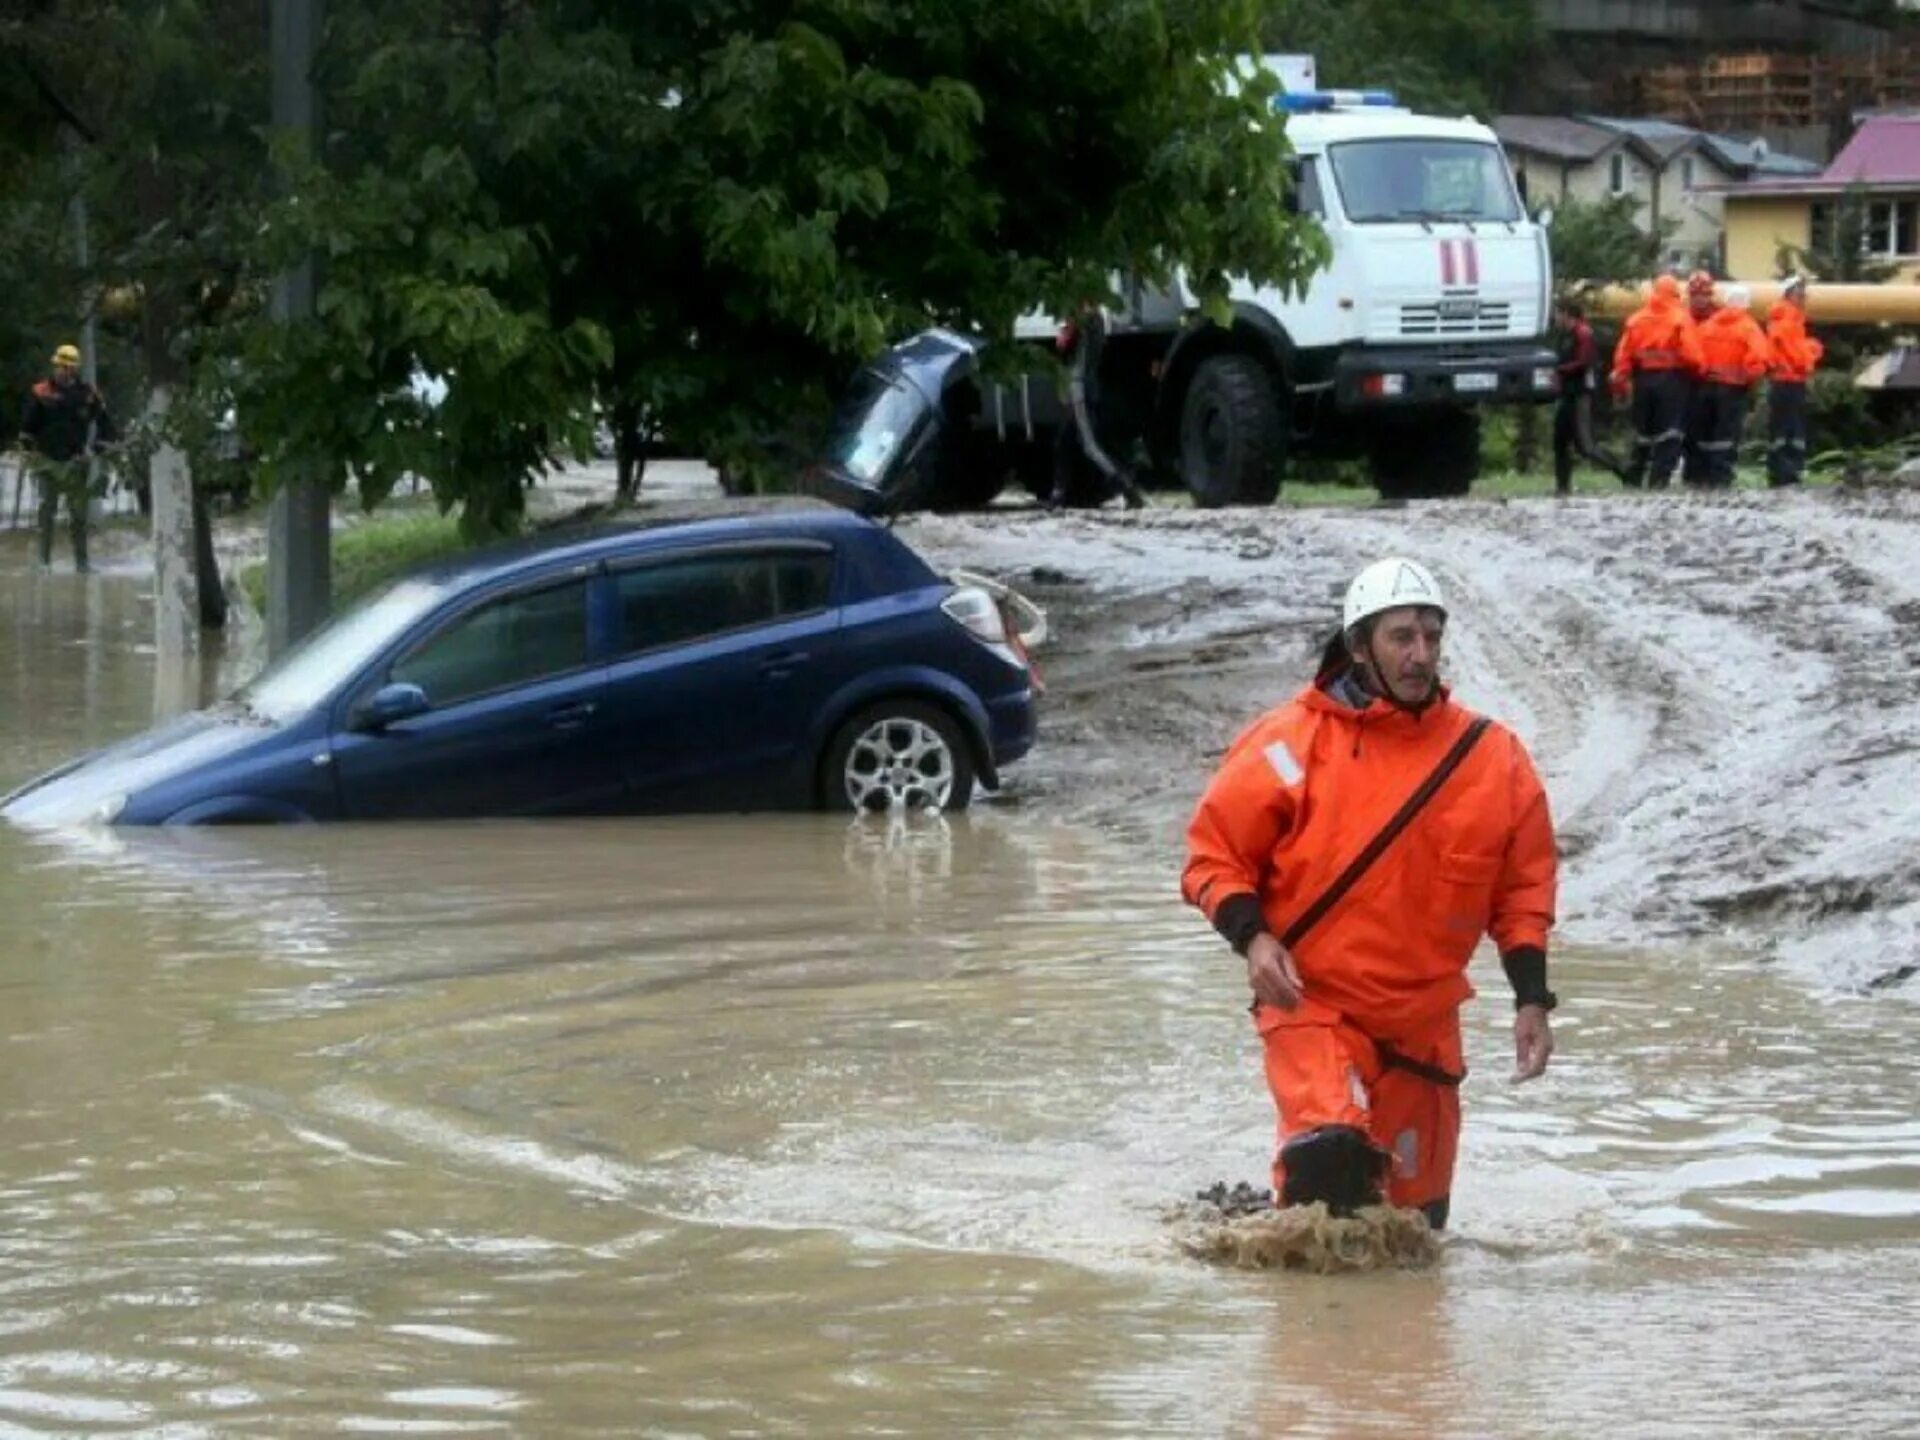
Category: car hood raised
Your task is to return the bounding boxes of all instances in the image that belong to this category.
[0,709,276,828]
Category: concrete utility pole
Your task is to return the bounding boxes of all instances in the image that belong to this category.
[267,0,331,656]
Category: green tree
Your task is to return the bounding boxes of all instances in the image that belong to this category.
[1262,0,1537,115]
[1,0,267,625]
[1545,194,1678,287]
[240,0,1326,535]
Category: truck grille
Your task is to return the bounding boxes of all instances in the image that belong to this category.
[1399,302,1512,337]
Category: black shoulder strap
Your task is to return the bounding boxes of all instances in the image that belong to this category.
[1280,716,1493,952]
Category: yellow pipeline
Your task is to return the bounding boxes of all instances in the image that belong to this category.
[1578,281,1920,324]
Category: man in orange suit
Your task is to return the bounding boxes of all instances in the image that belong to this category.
[1687,283,1771,488]
[1765,274,1824,488]
[1612,275,1705,489]
[1182,559,1558,1230]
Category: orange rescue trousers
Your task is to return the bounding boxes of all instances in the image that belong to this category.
[1257,998,1463,1221]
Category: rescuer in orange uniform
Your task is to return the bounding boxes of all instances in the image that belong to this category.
[1182,559,1558,1230]
[1611,274,1704,489]
[1765,273,1824,487]
[1678,271,1718,484]
[1687,282,1771,489]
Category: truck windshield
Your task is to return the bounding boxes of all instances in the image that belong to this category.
[823,369,935,486]
[1328,139,1521,224]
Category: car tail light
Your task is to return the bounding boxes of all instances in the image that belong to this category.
[944,572,1048,688]
[941,585,1028,674]
[943,586,1013,646]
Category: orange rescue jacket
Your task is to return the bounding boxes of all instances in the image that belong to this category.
[1696,307,1771,388]
[1611,289,1705,384]
[1766,302,1824,383]
[1182,677,1557,1037]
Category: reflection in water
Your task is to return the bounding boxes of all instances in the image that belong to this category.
[2,566,1919,1434]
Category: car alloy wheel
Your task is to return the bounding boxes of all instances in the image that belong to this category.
[843,715,957,811]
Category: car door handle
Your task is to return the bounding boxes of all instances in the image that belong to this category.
[758,650,811,676]
[546,700,598,730]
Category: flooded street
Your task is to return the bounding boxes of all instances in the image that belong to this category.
[5,508,1920,1435]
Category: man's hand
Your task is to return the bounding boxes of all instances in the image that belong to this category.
[1610,375,1630,403]
[1512,1004,1554,1082]
[1245,932,1304,1011]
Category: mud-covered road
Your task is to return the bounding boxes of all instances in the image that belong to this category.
[902,482,1920,997]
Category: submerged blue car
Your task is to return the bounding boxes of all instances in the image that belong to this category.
[2,508,1040,824]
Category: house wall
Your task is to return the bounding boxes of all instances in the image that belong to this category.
[1662,152,1739,268]
[1510,143,1724,267]
[1511,143,1655,214]
[1726,191,1920,283]
[1723,196,1812,279]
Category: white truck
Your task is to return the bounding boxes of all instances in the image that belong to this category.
[813,59,1559,512]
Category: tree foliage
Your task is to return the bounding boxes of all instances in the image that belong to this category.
[1261,0,1538,116]
[0,1,268,449]
[1545,194,1679,288]
[237,0,1324,533]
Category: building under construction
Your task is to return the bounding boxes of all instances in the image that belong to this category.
[1536,0,1920,160]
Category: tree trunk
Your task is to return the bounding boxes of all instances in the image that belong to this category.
[135,157,227,632]
[146,385,200,697]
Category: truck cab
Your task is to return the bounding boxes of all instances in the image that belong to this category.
[819,64,1559,511]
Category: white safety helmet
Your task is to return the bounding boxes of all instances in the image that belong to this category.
[1343,558,1447,632]
[1722,283,1753,311]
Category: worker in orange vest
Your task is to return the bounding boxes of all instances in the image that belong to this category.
[1765,274,1825,487]
[1611,274,1705,489]
[1686,283,1771,489]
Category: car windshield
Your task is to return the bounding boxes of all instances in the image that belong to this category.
[1329,139,1522,224]
[235,577,451,724]
[823,368,935,485]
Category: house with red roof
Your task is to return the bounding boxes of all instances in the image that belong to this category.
[1720,115,1920,282]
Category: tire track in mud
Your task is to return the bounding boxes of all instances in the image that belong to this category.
[904,486,1920,994]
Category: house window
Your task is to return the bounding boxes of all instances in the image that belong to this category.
[1810,200,1833,253]
[1609,153,1625,194]
[1848,198,1920,258]
[1681,156,1695,192]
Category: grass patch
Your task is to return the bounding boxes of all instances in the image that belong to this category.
[1265,462,1816,509]
[239,509,470,615]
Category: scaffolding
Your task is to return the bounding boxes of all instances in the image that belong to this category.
[1622,43,1920,133]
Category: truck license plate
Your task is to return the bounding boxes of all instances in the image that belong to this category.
[1453,372,1498,394]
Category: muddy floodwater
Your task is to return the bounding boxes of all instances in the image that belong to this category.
[5,552,1920,1436]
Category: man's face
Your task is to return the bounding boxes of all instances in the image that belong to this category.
[1359,606,1444,705]
[52,362,78,386]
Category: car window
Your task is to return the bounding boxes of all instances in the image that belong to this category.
[614,551,835,656]
[390,579,589,707]
[238,577,451,724]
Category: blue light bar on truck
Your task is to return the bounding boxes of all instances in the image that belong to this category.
[1275,89,1398,113]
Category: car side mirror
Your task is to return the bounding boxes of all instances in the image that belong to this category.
[354,681,430,732]
[1537,204,1556,230]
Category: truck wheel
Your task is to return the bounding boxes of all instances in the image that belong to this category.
[1369,410,1480,499]
[1179,355,1285,508]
